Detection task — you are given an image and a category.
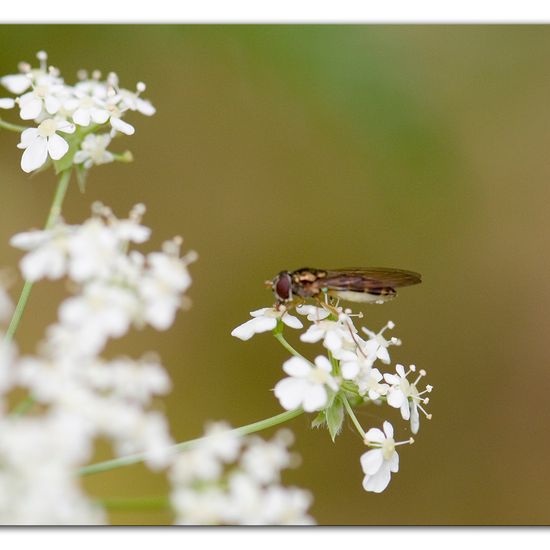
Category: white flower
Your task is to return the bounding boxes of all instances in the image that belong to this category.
[340,356,388,400]
[170,427,314,525]
[361,321,401,365]
[139,247,194,330]
[64,91,109,127]
[295,304,330,321]
[240,430,294,485]
[384,364,432,434]
[59,281,138,349]
[116,81,156,116]
[17,118,75,173]
[231,307,302,341]
[260,485,314,525]
[299,316,355,352]
[66,217,119,282]
[274,355,338,412]
[17,74,65,120]
[172,487,228,525]
[360,421,400,493]
[0,412,105,525]
[170,422,241,486]
[73,134,114,168]
[1,73,32,95]
[10,224,71,282]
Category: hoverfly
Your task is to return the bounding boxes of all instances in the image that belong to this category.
[268,267,421,308]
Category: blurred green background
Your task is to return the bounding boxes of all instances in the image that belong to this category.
[1,25,549,525]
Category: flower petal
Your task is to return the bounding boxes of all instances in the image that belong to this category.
[387,388,404,408]
[1,74,31,94]
[363,464,391,493]
[341,361,359,380]
[410,404,420,435]
[47,133,69,160]
[281,313,303,330]
[302,384,327,412]
[383,421,394,439]
[21,136,48,172]
[274,378,307,410]
[364,427,385,444]
[231,317,275,340]
[314,355,332,372]
[360,449,383,475]
[20,97,42,120]
[111,116,135,135]
[0,98,15,109]
[389,451,399,473]
[73,108,91,126]
[282,357,310,377]
[44,95,60,115]
[17,128,39,149]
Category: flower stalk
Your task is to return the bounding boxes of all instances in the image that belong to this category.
[4,168,71,346]
[79,408,303,477]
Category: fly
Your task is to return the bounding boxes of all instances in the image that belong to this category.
[268,267,421,307]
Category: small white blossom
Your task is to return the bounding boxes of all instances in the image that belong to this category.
[299,315,355,352]
[138,244,195,330]
[1,73,32,95]
[64,91,109,127]
[360,421,404,493]
[361,320,401,364]
[231,307,302,341]
[17,118,75,173]
[240,430,294,485]
[274,355,338,412]
[17,74,65,120]
[10,224,71,282]
[170,427,314,525]
[384,364,432,434]
[73,134,114,168]
[295,304,330,321]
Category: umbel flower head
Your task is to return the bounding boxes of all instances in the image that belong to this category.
[0,51,155,174]
[232,299,433,494]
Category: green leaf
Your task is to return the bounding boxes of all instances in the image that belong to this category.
[75,164,88,193]
[326,395,344,442]
[311,411,326,429]
[53,132,81,175]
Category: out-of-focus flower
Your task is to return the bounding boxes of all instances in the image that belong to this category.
[73,134,114,168]
[170,427,314,525]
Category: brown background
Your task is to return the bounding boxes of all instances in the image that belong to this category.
[0,25,549,525]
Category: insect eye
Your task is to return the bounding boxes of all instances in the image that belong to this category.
[274,272,292,301]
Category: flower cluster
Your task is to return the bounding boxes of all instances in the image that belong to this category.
[0,51,154,173]
[232,302,433,493]
[169,423,314,525]
[0,205,196,523]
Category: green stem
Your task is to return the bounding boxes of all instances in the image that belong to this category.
[79,408,303,477]
[273,327,312,364]
[342,394,366,439]
[4,169,71,346]
[6,169,72,417]
[96,496,170,512]
[0,118,29,133]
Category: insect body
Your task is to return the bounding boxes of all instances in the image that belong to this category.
[270,267,421,307]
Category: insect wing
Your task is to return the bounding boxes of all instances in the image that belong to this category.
[321,268,421,291]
